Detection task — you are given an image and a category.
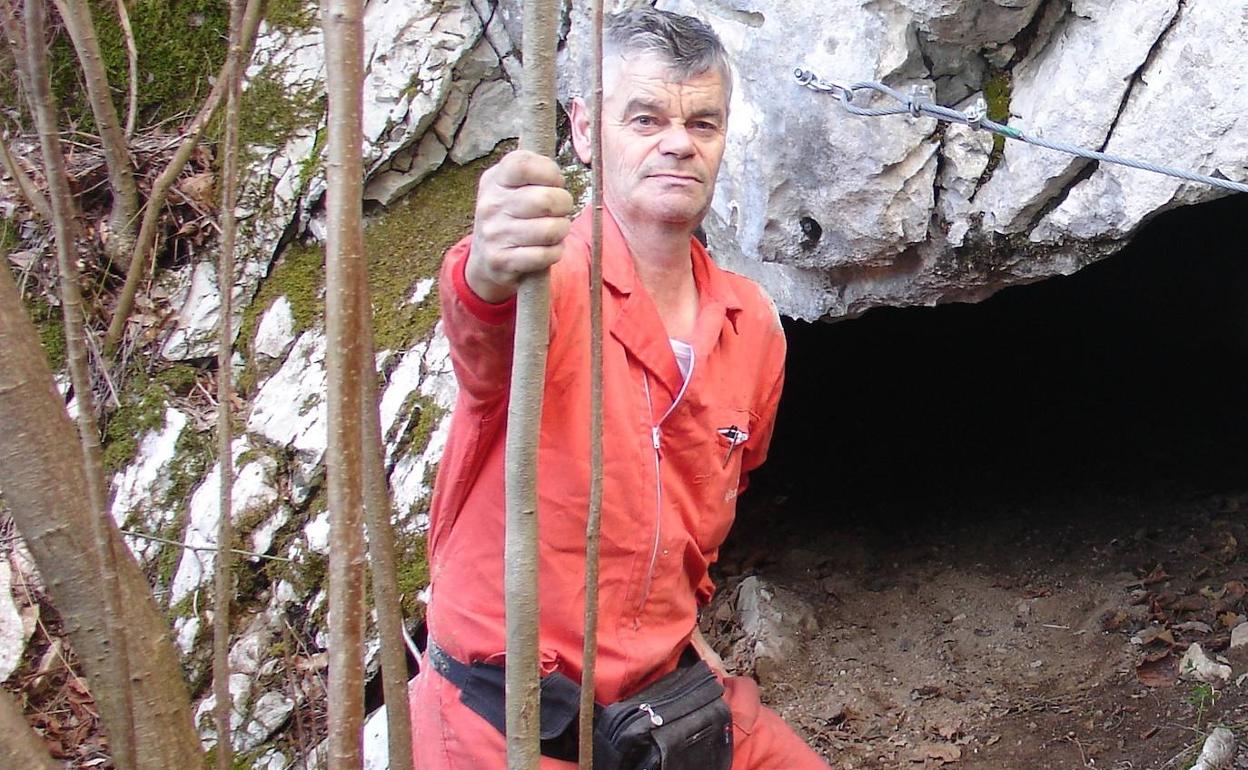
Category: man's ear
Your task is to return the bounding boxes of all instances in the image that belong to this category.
[569,97,593,166]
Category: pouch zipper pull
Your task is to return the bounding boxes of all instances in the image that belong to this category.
[639,703,664,727]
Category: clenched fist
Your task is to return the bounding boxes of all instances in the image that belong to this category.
[465,150,576,303]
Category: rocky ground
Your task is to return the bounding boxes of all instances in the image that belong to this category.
[708,486,1248,770]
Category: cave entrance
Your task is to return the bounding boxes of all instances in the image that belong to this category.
[717,195,1248,769]
[750,193,1248,520]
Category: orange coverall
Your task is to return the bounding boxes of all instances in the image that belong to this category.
[408,208,828,769]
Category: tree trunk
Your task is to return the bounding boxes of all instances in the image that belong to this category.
[577,0,605,766]
[505,1,559,768]
[322,0,368,766]
[23,0,138,765]
[358,281,415,770]
[0,265,203,770]
[213,0,248,765]
[0,689,62,770]
[50,0,140,264]
[104,0,266,354]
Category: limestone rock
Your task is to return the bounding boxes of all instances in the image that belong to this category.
[161,258,269,361]
[110,407,189,552]
[0,560,25,682]
[450,77,522,164]
[733,576,818,683]
[253,296,296,360]
[1179,642,1232,684]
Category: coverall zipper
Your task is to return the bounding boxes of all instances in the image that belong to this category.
[638,357,694,617]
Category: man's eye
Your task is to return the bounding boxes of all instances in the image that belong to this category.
[634,115,658,127]
[691,121,720,132]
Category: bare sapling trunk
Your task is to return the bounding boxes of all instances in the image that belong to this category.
[0,265,203,770]
[213,0,248,766]
[50,0,140,264]
[114,0,139,138]
[22,0,138,766]
[0,689,63,770]
[357,281,414,769]
[0,131,53,221]
[104,0,265,354]
[322,0,369,766]
[577,0,606,765]
[506,1,560,768]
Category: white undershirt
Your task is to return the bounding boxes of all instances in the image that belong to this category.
[670,339,694,384]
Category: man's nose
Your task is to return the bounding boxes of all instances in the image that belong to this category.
[658,123,696,158]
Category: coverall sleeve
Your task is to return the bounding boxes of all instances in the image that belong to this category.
[440,235,518,411]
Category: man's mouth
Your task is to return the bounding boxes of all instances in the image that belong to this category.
[647,172,701,184]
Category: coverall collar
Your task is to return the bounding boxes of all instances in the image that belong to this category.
[572,208,745,401]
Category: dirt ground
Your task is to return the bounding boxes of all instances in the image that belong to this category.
[706,487,1248,770]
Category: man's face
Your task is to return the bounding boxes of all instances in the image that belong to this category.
[573,53,729,232]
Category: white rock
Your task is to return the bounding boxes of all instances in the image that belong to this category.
[110,407,189,545]
[1032,0,1248,243]
[254,296,297,359]
[0,560,25,681]
[378,340,430,458]
[170,441,279,606]
[248,331,329,471]
[364,131,449,205]
[734,576,818,683]
[407,277,436,306]
[1190,727,1236,770]
[304,511,331,554]
[450,78,523,164]
[363,705,391,770]
[1180,642,1232,684]
[161,258,270,361]
[174,615,201,656]
[1231,622,1248,650]
[974,0,1180,234]
[237,690,295,752]
[250,505,292,560]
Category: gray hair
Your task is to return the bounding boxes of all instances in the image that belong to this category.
[601,7,732,94]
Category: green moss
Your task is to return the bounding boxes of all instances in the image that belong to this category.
[102,379,169,472]
[366,150,502,352]
[234,66,324,151]
[237,240,325,365]
[393,531,429,620]
[49,0,230,131]
[27,298,68,373]
[264,0,318,31]
[389,395,446,479]
[0,217,16,254]
[983,70,1013,156]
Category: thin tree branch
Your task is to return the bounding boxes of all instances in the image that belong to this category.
[120,529,292,562]
[358,246,413,770]
[577,0,605,766]
[50,0,140,261]
[0,0,35,129]
[322,0,368,767]
[22,2,139,767]
[103,0,266,355]
[0,689,61,770]
[0,132,53,221]
[212,0,246,765]
[114,0,139,138]
[506,0,560,767]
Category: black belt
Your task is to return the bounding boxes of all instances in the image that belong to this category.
[426,637,584,761]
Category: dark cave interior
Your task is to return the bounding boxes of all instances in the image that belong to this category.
[747,193,1248,525]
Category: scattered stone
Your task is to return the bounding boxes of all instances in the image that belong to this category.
[733,576,818,683]
[1190,727,1236,770]
[253,296,297,359]
[1180,643,1232,684]
[0,560,26,681]
[1231,622,1248,650]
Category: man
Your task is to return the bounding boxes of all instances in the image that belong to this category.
[409,8,830,769]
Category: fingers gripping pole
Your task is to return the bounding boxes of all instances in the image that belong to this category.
[506,1,559,768]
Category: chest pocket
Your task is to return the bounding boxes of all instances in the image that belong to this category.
[686,405,754,552]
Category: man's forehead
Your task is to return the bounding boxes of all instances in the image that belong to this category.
[604,53,728,110]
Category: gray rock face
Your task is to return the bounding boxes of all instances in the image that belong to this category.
[733,576,818,683]
[634,0,1248,320]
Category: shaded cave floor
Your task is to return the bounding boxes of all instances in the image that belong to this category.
[715,194,1248,769]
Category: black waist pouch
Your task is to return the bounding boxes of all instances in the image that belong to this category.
[592,660,733,770]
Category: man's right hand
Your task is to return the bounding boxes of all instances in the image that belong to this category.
[465,150,576,304]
